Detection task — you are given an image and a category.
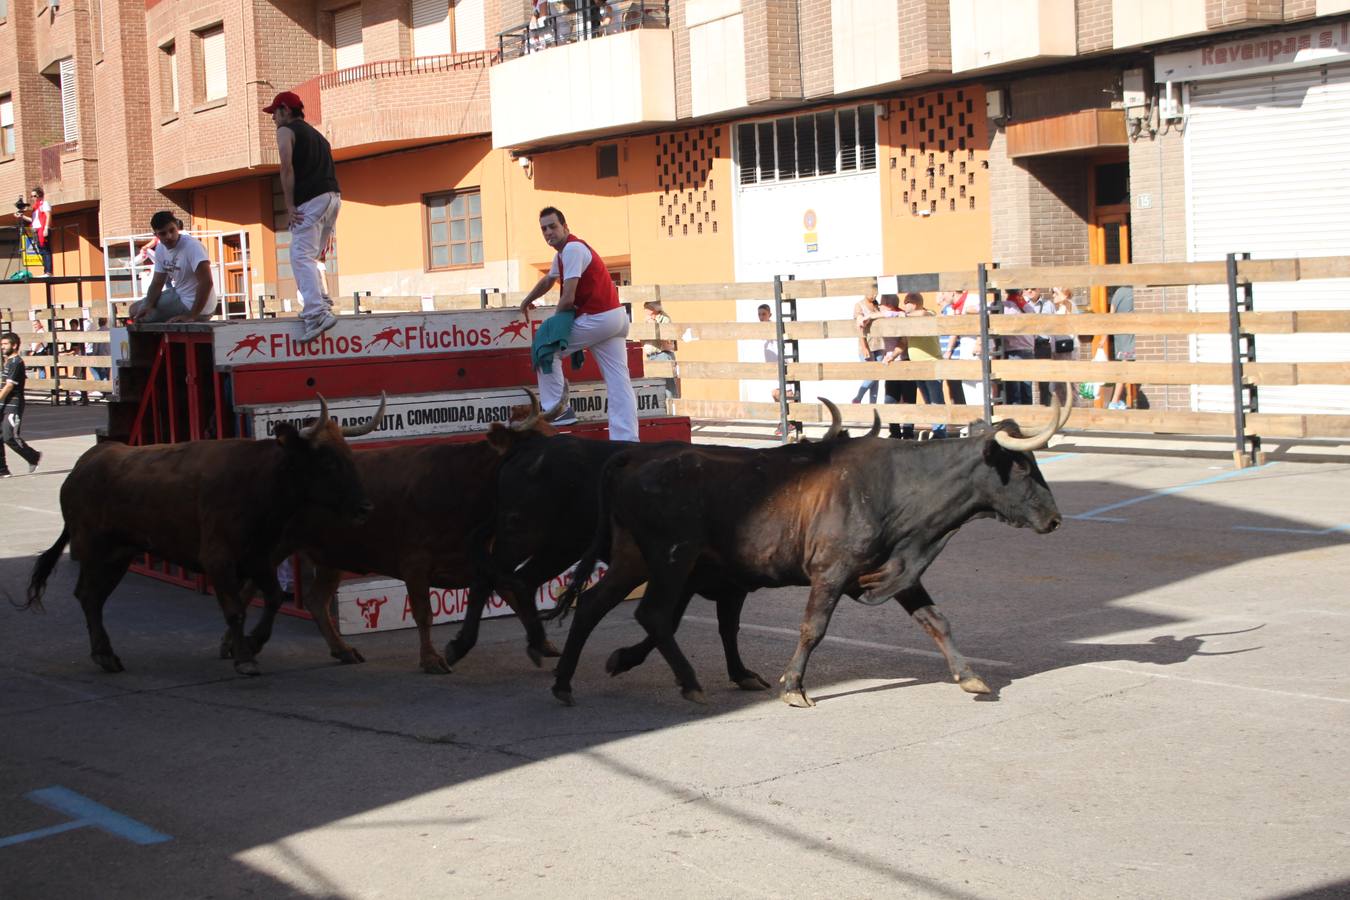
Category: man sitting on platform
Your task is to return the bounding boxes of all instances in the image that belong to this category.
[128,212,217,325]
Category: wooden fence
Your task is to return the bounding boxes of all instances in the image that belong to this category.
[0,276,118,401]
[348,255,1350,467]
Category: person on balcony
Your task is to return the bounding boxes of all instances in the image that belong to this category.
[265,90,341,343]
[16,186,52,277]
[520,206,639,441]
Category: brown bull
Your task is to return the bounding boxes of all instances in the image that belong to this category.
[23,395,381,675]
[278,391,565,673]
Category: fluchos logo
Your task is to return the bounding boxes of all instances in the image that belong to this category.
[226,334,267,359]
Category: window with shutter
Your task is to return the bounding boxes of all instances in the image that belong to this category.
[334,5,364,72]
[411,0,452,57]
[160,42,179,114]
[200,26,227,102]
[0,95,13,158]
[452,0,486,53]
[60,58,78,142]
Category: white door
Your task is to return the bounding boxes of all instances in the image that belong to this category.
[1186,64,1350,414]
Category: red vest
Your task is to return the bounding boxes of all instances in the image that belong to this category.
[557,235,619,316]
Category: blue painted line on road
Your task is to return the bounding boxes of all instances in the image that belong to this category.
[1071,462,1278,522]
[0,787,172,849]
[1233,523,1350,537]
[0,821,86,849]
[1037,453,1076,465]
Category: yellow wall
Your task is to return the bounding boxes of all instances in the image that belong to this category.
[191,179,275,295]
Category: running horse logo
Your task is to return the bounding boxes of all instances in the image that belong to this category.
[368,326,404,351]
[226,333,267,359]
[495,319,530,343]
[356,596,389,629]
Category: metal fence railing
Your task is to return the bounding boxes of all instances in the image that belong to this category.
[498,1,670,61]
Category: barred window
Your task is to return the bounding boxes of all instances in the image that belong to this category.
[735,105,877,186]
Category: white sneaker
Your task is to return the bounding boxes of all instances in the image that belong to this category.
[1108,401,1127,410]
[300,312,338,343]
[551,406,579,426]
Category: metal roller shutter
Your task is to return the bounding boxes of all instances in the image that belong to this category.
[334,5,364,71]
[411,0,452,57]
[201,27,227,101]
[454,0,486,53]
[1185,64,1350,414]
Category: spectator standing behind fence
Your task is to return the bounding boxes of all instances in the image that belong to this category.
[1108,285,1136,410]
[0,331,41,476]
[851,288,885,404]
[938,292,968,407]
[1026,287,1056,405]
[1046,287,1079,406]
[16,186,53,278]
[885,292,947,438]
[876,294,915,439]
[266,90,341,343]
[642,300,679,400]
[953,290,995,412]
[999,290,1034,405]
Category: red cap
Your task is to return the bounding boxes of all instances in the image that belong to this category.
[263,91,304,114]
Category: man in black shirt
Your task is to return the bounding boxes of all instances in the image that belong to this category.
[0,331,41,476]
[264,90,342,343]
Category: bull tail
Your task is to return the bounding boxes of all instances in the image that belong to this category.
[23,528,70,612]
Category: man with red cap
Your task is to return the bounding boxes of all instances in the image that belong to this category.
[263,90,341,343]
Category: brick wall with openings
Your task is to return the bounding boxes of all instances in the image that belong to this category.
[1205,0,1284,29]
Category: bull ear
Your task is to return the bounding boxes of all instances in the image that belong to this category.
[274,422,310,455]
[486,423,516,455]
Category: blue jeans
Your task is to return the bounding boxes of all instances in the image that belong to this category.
[1004,349,1034,405]
[853,349,884,402]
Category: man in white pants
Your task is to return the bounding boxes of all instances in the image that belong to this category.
[265,90,342,343]
[519,207,639,441]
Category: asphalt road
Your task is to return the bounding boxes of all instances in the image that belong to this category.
[2,405,1348,899]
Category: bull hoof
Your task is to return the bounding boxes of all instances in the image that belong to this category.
[734,671,772,691]
[552,685,575,707]
[605,648,636,677]
[234,659,262,677]
[782,689,816,709]
[331,647,365,665]
[219,631,234,659]
[958,674,992,695]
[681,688,709,705]
[443,641,467,667]
[247,633,270,655]
[421,655,453,675]
[538,639,561,658]
[527,646,544,668]
[93,653,124,673]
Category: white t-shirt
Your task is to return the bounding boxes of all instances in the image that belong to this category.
[153,233,217,316]
[547,241,593,282]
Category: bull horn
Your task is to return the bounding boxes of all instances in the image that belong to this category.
[865,410,881,438]
[1057,383,1076,430]
[300,393,332,438]
[342,391,387,437]
[510,389,542,432]
[819,397,843,441]
[993,390,1061,452]
[542,381,570,422]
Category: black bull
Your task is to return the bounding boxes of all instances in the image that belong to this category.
[21,396,381,676]
[543,395,1072,708]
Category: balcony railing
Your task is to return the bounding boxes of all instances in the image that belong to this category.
[39,139,78,183]
[498,0,670,61]
[318,52,497,90]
